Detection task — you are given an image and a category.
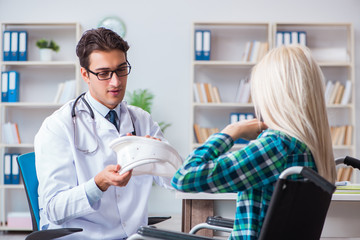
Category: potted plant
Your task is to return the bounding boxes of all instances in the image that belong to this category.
[36,39,60,61]
[126,89,171,133]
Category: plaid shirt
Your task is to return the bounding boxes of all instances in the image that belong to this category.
[172,129,316,240]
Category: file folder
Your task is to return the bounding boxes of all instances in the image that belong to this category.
[1,72,9,102]
[4,154,11,184]
[202,30,211,61]
[10,31,19,61]
[283,32,291,46]
[299,31,307,46]
[276,32,283,47]
[194,30,203,60]
[3,31,11,61]
[18,31,28,61]
[8,71,19,102]
[291,31,299,45]
[11,154,20,184]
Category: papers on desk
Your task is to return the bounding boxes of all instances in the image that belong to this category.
[334,183,360,194]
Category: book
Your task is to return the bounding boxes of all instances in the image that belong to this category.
[193,83,200,103]
[235,79,245,102]
[334,84,344,104]
[202,30,211,61]
[328,81,341,104]
[344,125,353,145]
[212,86,221,103]
[340,80,352,105]
[193,124,202,143]
[276,32,283,47]
[204,83,213,103]
[194,30,203,60]
[335,126,346,145]
[324,81,334,104]
[196,83,205,103]
[241,41,252,62]
[54,82,65,103]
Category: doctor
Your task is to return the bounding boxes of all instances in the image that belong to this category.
[34,28,171,239]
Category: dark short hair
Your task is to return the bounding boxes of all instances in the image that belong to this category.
[76,27,130,69]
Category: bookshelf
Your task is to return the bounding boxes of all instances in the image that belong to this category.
[0,22,82,231]
[191,22,356,185]
[191,22,271,149]
[273,23,356,184]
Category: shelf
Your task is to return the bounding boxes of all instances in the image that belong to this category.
[0,184,23,190]
[0,143,34,148]
[0,226,31,231]
[0,21,82,233]
[193,60,352,68]
[1,102,63,108]
[193,102,254,108]
[0,61,77,66]
[194,61,255,67]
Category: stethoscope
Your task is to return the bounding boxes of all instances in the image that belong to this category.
[72,92,137,154]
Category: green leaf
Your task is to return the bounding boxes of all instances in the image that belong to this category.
[126,89,154,113]
[126,89,171,133]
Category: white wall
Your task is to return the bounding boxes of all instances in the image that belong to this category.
[1,0,360,216]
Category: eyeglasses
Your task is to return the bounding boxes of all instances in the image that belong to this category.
[86,60,131,81]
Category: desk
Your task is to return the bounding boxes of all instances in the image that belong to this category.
[176,192,360,238]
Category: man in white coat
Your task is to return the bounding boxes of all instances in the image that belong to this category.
[34,28,171,239]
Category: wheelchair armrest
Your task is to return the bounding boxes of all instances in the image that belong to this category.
[148,216,171,225]
[344,156,360,170]
[26,228,83,240]
[206,216,234,228]
[134,226,214,240]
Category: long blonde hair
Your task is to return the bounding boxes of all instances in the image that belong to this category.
[250,45,336,183]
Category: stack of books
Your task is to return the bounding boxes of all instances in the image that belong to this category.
[335,184,360,194]
[330,125,353,146]
[325,80,352,105]
[193,82,221,103]
[241,41,269,63]
[234,79,251,104]
[193,124,219,143]
[2,122,21,144]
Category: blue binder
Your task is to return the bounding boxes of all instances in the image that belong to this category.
[11,154,20,184]
[8,71,19,102]
[4,153,12,184]
[194,30,203,60]
[3,31,11,61]
[1,72,9,102]
[10,31,19,61]
[18,31,28,61]
[202,30,211,61]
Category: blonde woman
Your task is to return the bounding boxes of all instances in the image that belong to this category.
[171,45,336,240]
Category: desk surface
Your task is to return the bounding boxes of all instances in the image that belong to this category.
[175,192,360,201]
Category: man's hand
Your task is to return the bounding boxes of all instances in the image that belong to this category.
[94,164,132,191]
[221,119,268,141]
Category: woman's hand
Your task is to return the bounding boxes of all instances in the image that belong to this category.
[221,119,268,141]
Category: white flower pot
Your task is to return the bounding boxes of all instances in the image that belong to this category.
[39,48,53,61]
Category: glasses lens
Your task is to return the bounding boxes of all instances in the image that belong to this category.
[115,66,131,77]
[97,71,112,80]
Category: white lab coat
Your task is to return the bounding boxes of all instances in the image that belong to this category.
[34,95,172,239]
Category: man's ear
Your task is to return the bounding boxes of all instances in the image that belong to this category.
[80,67,90,84]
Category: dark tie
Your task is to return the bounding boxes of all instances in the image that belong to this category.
[106,110,119,131]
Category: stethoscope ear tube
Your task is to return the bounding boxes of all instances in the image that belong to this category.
[72,92,95,119]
